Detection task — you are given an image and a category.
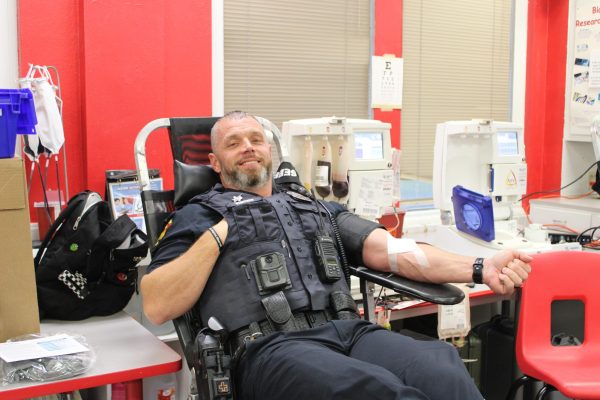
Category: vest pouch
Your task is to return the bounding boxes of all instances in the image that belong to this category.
[288,200,328,237]
[231,200,281,244]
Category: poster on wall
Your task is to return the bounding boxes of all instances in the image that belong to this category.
[569,0,600,133]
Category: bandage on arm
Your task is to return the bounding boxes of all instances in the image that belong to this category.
[387,234,429,273]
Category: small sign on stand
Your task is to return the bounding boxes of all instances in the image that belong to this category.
[105,169,162,233]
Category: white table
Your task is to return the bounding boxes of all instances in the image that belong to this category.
[0,312,181,399]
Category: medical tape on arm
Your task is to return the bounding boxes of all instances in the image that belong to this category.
[387,234,429,273]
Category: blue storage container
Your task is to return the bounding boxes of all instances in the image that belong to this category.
[0,89,37,158]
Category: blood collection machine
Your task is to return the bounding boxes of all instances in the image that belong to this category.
[433,120,527,244]
[282,117,395,219]
[428,120,579,255]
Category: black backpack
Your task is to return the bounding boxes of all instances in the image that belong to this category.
[34,191,148,320]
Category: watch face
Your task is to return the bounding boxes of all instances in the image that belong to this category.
[462,203,482,231]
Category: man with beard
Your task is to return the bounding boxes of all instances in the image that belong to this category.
[141,111,531,400]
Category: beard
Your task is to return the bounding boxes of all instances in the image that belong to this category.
[221,159,273,191]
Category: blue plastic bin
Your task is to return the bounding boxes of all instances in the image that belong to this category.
[0,89,37,159]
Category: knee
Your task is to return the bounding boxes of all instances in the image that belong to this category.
[411,342,467,378]
[409,342,478,394]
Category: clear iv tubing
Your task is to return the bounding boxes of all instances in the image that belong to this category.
[302,136,313,191]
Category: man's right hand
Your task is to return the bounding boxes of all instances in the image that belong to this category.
[483,250,532,295]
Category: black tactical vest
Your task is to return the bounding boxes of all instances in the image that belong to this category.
[191,186,349,332]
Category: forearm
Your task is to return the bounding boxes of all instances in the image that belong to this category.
[141,220,227,325]
[401,244,477,283]
[362,229,532,296]
[362,229,475,283]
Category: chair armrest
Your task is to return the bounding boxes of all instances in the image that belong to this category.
[349,266,465,305]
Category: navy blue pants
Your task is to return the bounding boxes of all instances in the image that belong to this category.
[236,319,483,400]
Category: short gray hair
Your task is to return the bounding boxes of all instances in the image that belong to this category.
[210,111,261,150]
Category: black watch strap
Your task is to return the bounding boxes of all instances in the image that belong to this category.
[472,257,484,284]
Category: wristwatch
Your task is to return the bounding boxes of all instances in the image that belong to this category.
[472,257,484,284]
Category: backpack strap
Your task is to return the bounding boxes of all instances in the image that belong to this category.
[94,214,137,249]
[86,214,145,284]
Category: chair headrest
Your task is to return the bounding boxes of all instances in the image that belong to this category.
[173,160,220,207]
[173,158,304,208]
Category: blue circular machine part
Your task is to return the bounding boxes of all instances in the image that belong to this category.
[462,203,482,231]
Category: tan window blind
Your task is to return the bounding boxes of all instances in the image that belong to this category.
[224,0,370,128]
[402,0,513,182]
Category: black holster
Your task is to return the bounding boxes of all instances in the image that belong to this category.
[195,332,233,399]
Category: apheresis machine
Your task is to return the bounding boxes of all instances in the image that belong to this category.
[428,120,579,256]
[282,117,396,219]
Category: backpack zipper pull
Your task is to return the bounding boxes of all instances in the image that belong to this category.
[73,216,82,230]
[72,192,102,231]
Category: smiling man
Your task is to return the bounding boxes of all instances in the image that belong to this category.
[141,111,531,400]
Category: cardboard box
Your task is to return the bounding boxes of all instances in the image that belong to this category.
[0,157,40,342]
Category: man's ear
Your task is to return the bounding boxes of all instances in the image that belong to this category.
[208,153,221,173]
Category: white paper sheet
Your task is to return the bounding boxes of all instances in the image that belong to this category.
[0,334,89,363]
[589,50,600,87]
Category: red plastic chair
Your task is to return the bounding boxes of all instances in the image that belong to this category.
[506,251,600,400]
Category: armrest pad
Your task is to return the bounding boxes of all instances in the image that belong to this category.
[349,266,465,305]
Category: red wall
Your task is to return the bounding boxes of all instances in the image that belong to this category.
[18,0,213,219]
[524,0,569,206]
[18,1,85,216]
[374,0,403,150]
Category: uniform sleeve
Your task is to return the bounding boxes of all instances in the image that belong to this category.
[147,203,221,273]
[320,201,385,266]
[335,210,385,266]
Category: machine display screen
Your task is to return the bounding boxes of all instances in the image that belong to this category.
[497,131,519,156]
[354,132,384,160]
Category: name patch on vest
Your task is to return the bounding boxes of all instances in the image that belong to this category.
[232,194,256,205]
[286,190,312,202]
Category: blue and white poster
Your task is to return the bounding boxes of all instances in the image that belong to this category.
[108,178,163,233]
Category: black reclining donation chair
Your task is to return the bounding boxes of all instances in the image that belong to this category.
[134,116,465,400]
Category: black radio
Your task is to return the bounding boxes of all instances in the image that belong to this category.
[314,234,342,282]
